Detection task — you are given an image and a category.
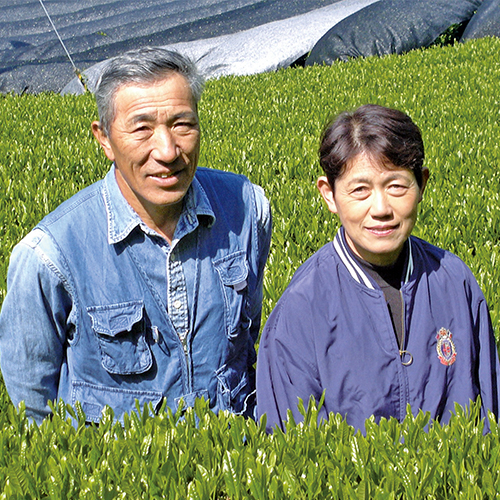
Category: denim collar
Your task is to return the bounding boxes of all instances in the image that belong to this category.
[103,165,216,245]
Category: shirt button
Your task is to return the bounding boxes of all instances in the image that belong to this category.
[173,300,182,309]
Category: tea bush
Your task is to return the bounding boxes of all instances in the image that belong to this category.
[0,398,498,499]
[1,37,500,497]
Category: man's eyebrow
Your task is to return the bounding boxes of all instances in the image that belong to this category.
[171,111,199,121]
[130,113,157,124]
[130,111,198,124]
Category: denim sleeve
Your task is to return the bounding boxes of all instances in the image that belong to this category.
[248,183,272,344]
[0,229,72,423]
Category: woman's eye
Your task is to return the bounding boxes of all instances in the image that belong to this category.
[390,184,407,191]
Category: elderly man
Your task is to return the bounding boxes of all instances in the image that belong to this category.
[0,47,271,424]
[257,104,500,432]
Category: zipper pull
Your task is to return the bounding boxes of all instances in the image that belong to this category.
[400,349,413,366]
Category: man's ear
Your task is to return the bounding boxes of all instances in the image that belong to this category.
[419,168,430,202]
[91,121,115,162]
[317,176,338,214]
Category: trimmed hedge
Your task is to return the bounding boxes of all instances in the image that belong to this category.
[1,398,498,499]
[1,37,500,497]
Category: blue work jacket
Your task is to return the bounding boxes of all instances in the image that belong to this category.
[257,228,500,432]
[0,166,271,424]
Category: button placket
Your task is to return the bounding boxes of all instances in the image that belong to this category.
[167,249,189,346]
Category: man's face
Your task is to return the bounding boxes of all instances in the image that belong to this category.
[317,153,428,266]
[92,73,200,228]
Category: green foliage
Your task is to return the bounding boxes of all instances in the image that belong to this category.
[197,38,500,330]
[1,38,500,496]
[0,398,499,498]
[0,92,105,303]
[2,39,500,322]
[430,22,468,47]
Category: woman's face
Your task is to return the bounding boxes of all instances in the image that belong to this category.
[317,153,428,266]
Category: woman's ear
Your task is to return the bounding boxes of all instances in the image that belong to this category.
[317,176,338,214]
[419,168,430,202]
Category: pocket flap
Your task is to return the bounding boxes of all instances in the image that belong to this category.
[213,251,248,287]
[174,390,209,410]
[87,300,144,337]
[72,380,163,424]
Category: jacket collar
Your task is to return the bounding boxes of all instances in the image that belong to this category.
[333,227,414,289]
[103,165,216,244]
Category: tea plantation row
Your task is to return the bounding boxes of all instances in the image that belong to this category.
[0,37,500,497]
[0,398,498,499]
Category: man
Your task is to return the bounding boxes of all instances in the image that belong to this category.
[257,104,500,432]
[0,47,271,424]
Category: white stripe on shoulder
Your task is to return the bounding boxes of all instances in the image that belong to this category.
[405,238,414,283]
[333,233,375,289]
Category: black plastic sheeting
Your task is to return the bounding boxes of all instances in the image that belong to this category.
[305,0,482,66]
[0,0,348,94]
[62,0,380,94]
[462,0,500,39]
[2,0,494,95]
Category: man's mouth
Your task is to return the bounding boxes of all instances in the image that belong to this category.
[151,171,178,179]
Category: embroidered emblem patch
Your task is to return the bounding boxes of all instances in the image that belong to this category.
[436,328,457,366]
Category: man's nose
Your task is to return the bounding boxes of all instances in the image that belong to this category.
[151,127,179,163]
[370,190,393,218]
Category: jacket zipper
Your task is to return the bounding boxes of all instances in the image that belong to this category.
[399,290,413,366]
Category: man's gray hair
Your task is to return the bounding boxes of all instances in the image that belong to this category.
[94,47,205,135]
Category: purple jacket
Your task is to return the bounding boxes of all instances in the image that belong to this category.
[256,229,500,432]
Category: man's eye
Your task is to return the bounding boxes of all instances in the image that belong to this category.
[175,121,197,131]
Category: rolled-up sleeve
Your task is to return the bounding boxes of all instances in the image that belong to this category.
[0,229,72,423]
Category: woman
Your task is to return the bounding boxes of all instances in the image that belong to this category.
[256,104,500,432]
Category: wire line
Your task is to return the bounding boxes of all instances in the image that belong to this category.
[38,0,87,90]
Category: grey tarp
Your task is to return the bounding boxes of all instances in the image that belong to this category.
[0,0,377,94]
[3,0,490,94]
[62,0,380,94]
[305,0,482,66]
[461,0,500,39]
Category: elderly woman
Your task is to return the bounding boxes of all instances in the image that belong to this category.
[256,104,500,432]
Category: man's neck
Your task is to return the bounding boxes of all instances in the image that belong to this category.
[139,204,182,244]
[114,169,183,244]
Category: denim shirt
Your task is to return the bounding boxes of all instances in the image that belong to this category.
[0,166,271,424]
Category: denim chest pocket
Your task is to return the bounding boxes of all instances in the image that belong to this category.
[87,300,152,375]
[213,251,251,339]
